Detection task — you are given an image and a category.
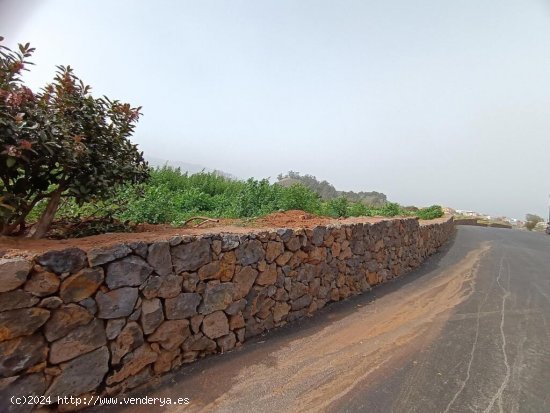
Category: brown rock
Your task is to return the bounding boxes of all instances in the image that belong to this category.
[0,289,39,312]
[140,298,164,334]
[147,241,173,276]
[24,271,60,297]
[235,240,265,266]
[49,319,106,364]
[88,244,132,267]
[202,311,229,339]
[185,334,216,352]
[0,334,47,377]
[141,275,162,299]
[307,247,327,264]
[105,256,153,289]
[274,287,289,302]
[148,319,190,351]
[165,293,201,319]
[272,302,290,322]
[221,234,240,251]
[111,321,144,364]
[212,240,222,256]
[266,241,284,263]
[157,275,183,298]
[235,328,245,343]
[154,348,180,374]
[79,297,97,315]
[59,267,104,303]
[289,282,309,300]
[217,332,236,352]
[0,258,31,292]
[219,251,236,282]
[106,318,126,340]
[331,242,341,257]
[367,271,378,285]
[172,239,211,272]
[291,294,312,310]
[224,298,247,316]
[96,287,138,319]
[190,314,204,334]
[106,344,158,385]
[45,346,109,398]
[285,237,301,252]
[257,260,267,272]
[199,282,234,314]
[257,298,275,319]
[0,308,49,342]
[182,272,199,293]
[275,251,293,266]
[232,266,258,299]
[129,241,149,258]
[228,313,245,330]
[38,296,63,309]
[36,248,87,275]
[256,263,277,286]
[311,226,326,246]
[198,261,221,281]
[43,304,93,342]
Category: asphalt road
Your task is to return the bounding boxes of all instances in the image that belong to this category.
[106,226,550,413]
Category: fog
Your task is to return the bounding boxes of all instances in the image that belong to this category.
[4,0,550,220]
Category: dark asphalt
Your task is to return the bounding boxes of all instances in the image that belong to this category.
[106,226,550,413]
[337,226,550,413]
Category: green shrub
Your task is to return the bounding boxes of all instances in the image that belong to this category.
[26,164,445,233]
[378,202,404,217]
[322,197,350,218]
[277,184,321,213]
[348,202,369,217]
[118,184,178,224]
[416,205,444,220]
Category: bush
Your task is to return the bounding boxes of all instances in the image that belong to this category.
[322,197,350,218]
[378,202,404,217]
[277,184,321,213]
[416,205,444,220]
[348,202,369,217]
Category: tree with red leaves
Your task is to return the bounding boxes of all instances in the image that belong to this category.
[0,37,149,238]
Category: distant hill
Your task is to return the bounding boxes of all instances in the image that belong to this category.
[277,171,387,205]
[146,156,237,179]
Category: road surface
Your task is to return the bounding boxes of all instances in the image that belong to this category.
[105,226,550,413]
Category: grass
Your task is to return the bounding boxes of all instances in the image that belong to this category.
[28,166,444,236]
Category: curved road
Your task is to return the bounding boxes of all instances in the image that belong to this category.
[109,226,550,413]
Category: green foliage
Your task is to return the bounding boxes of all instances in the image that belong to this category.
[76,168,324,226]
[416,205,444,220]
[323,197,350,218]
[275,183,321,213]
[0,37,148,236]
[378,202,403,217]
[347,201,369,217]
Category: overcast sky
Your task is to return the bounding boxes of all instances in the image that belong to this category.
[3,0,550,220]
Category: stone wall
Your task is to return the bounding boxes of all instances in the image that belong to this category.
[0,216,453,410]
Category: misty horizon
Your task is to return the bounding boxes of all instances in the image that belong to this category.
[2,0,550,221]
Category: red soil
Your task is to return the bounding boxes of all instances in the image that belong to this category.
[0,210,438,255]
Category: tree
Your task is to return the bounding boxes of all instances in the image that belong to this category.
[524,214,543,231]
[0,37,149,238]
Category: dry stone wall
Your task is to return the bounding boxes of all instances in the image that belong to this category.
[0,216,453,410]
